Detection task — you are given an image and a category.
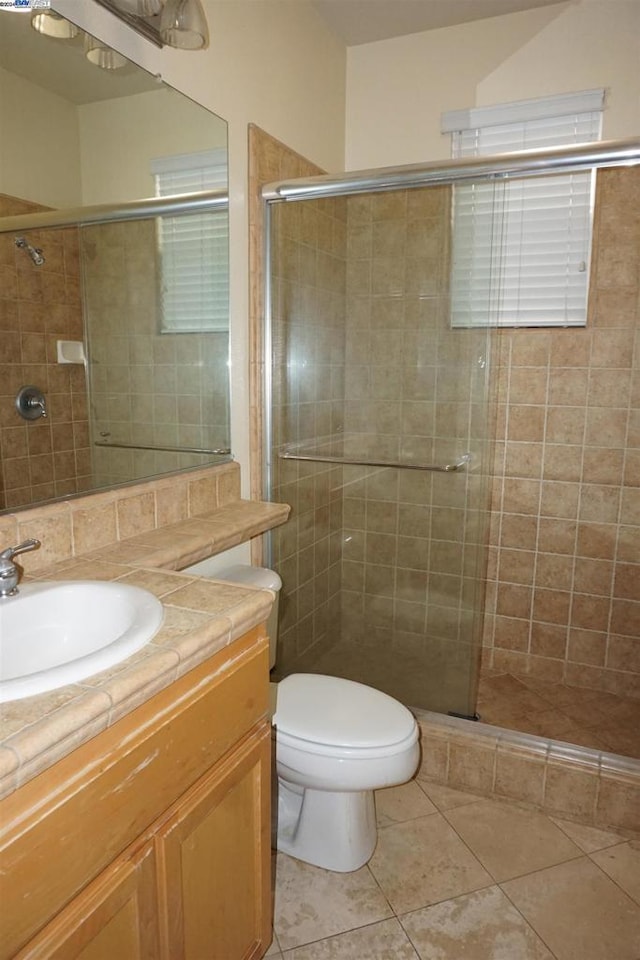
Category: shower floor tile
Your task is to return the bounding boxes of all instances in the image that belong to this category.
[477,673,640,759]
[269,779,640,959]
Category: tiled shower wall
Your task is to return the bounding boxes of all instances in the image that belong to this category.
[82,218,230,487]
[0,194,90,510]
[483,167,640,699]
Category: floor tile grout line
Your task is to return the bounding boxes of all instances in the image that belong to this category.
[377,808,499,912]
[272,856,394,954]
[414,777,484,811]
[278,915,414,958]
[495,847,640,958]
[495,849,638,902]
[390,780,640,917]
[438,796,591,887]
[549,815,627,854]
[273,782,640,956]
[394,886,562,960]
[364,859,398,919]
[495,878,563,960]
[584,845,640,910]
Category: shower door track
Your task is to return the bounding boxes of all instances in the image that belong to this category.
[262,138,640,201]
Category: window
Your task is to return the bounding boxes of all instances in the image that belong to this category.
[151,149,228,333]
[442,90,604,327]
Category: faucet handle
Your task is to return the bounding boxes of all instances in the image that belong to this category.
[0,539,41,562]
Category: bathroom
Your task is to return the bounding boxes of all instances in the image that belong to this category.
[0,0,639,957]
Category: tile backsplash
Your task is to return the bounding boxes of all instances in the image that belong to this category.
[0,460,241,574]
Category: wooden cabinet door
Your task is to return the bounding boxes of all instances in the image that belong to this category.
[15,841,160,960]
[157,721,271,960]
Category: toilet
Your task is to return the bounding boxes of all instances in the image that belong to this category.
[201,563,420,873]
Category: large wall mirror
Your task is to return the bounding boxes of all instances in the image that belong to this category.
[0,7,230,513]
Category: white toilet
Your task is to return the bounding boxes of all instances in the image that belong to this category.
[211,564,420,873]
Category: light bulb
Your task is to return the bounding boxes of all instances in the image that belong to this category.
[31,10,78,39]
[160,0,208,50]
[84,34,127,70]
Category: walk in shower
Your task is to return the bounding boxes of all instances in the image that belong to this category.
[262,140,640,724]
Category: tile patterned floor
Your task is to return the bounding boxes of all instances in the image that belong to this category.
[266,779,640,960]
[477,672,640,759]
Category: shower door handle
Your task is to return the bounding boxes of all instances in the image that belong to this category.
[279,451,472,472]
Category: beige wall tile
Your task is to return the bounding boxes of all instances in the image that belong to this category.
[596,772,640,831]
[448,739,496,794]
[494,745,546,806]
[544,761,599,821]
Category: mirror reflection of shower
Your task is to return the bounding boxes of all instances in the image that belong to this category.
[14,237,45,266]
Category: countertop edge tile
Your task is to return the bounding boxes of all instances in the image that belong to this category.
[0,746,20,800]
[107,661,182,726]
[5,690,113,784]
[156,618,232,665]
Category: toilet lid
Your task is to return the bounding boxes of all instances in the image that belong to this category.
[274,674,416,749]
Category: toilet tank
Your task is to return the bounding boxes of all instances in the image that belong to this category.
[182,559,282,669]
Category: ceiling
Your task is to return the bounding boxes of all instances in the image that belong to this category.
[0,0,570,104]
[310,0,568,46]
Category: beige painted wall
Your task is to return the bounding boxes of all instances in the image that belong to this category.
[345,0,640,169]
[0,65,82,209]
[53,0,347,496]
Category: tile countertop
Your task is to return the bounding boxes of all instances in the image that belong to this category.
[0,498,290,799]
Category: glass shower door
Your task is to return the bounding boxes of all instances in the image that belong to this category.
[267,184,493,718]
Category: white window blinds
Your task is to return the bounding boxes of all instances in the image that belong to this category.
[151,149,228,333]
[442,90,604,328]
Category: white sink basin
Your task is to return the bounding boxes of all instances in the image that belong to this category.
[0,581,164,702]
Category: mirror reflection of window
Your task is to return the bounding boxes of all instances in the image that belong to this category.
[152,150,229,334]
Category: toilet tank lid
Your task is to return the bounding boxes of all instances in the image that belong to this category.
[211,564,282,591]
[274,674,416,749]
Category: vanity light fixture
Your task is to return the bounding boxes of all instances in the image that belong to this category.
[30,9,79,39]
[30,0,209,53]
[95,0,209,50]
[110,0,166,13]
[159,0,209,49]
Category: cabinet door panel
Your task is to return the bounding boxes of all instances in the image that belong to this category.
[157,722,271,960]
[16,842,159,960]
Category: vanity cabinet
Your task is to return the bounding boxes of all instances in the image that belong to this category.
[0,627,272,960]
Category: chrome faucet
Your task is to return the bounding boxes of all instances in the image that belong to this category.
[0,539,40,598]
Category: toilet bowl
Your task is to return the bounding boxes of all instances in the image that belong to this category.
[274,672,419,872]
[191,561,420,873]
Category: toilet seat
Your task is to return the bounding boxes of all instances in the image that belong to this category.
[274,674,417,753]
[276,725,418,761]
